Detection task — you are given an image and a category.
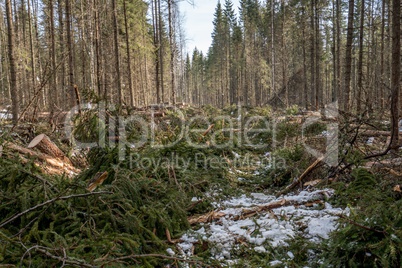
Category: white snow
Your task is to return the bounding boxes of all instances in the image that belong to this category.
[366,137,375,145]
[166,248,175,256]
[254,246,267,253]
[269,260,283,266]
[179,188,344,264]
[232,151,241,159]
[191,197,200,202]
[287,251,295,259]
[0,110,11,120]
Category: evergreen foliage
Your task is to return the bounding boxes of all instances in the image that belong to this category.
[322,169,402,267]
[2,105,402,266]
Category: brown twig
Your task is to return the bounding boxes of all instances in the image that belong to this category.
[338,214,388,235]
[74,84,82,115]
[30,246,96,268]
[276,156,324,197]
[202,124,214,137]
[109,253,205,265]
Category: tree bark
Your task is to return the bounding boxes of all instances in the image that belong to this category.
[49,0,58,113]
[158,0,165,103]
[28,134,73,166]
[168,0,176,105]
[57,0,66,108]
[344,0,355,112]
[336,0,341,104]
[314,1,320,110]
[5,0,19,124]
[380,0,386,110]
[152,0,161,103]
[310,0,316,110]
[65,0,75,107]
[123,0,135,107]
[357,0,364,114]
[112,0,122,107]
[390,0,400,150]
[5,141,79,175]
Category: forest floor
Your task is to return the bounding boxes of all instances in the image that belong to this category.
[175,186,344,267]
[0,104,401,267]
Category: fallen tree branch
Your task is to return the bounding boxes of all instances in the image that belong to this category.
[0,191,113,228]
[338,214,388,235]
[202,124,214,137]
[188,192,329,225]
[20,245,96,268]
[109,253,205,265]
[276,156,324,197]
[358,129,402,137]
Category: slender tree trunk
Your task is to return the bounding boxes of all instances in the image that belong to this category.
[302,7,308,109]
[380,0,386,110]
[281,0,288,107]
[123,0,134,107]
[315,1,320,109]
[152,0,160,103]
[390,0,400,150]
[357,0,364,114]
[79,0,87,90]
[57,0,66,108]
[158,0,165,103]
[5,0,19,124]
[271,0,275,102]
[20,0,29,107]
[112,0,122,107]
[336,0,341,104]
[344,0,355,112]
[65,0,75,107]
[332,0,336,102]
[94,1,102,97]
[310,0,315,110]
[49,0,58,112]
[27,0,36,104]
[168,0,176,105]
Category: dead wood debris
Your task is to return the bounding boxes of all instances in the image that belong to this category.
[188,191,329,225]
[4,135,80,177]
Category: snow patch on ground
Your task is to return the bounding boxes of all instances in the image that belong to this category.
[0,110,11,120]
[179,189,344,264]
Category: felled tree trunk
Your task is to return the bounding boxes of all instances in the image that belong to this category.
[5,141,80,176]
[28,134,73,166]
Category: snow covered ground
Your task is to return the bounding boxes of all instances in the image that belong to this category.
[171,189,346,266]
[0,110,11,120]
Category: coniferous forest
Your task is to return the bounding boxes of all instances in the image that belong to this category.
[0,0,402,267]
[0,0,399,113]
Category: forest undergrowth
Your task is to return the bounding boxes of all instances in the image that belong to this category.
[0,104,401,267]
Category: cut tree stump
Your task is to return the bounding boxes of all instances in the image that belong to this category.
[5,141,80,176]
[28,134,73,166]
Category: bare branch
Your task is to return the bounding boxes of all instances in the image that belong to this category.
[0,191,113,228]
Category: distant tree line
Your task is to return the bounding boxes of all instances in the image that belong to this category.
[0,0,400,123]
[185,0,400,116]
[1,0,187,123]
